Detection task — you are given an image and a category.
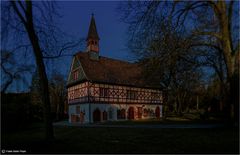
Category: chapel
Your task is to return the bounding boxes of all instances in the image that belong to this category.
[67,15,165,123]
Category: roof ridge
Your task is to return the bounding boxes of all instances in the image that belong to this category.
[76,51,135,65]
[99,55,134,64]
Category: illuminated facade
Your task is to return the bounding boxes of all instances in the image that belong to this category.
[67,15,165,123]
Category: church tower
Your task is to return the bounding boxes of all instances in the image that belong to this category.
[86,14,100,60]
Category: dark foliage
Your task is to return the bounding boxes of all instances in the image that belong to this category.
[1,93,42,132]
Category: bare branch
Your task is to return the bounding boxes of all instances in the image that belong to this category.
[11,1,27,26]
[192,31,222,40]
[174,1,207,26]
[190,42,222,53]
[42,39,84,59]
[17,1,27,14]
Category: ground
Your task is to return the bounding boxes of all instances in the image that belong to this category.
[2,119,239,154]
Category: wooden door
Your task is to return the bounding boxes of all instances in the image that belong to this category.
[93,108,101,122]
[137,107,142,118]
[155,106,160,118]
[128,107,134,120]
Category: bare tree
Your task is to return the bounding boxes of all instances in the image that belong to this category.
[119,0,239,119]
[134,21,203,114]
[1,1,82,140]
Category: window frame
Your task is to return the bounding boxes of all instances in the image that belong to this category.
[99,87,109,97]
[127,90,137,100]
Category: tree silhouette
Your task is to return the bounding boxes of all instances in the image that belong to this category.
[1,1,83,140]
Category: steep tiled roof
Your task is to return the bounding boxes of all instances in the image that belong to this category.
[74,52,158,88]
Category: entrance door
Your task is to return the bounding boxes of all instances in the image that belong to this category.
[93,108,101,122]
[155,106,160,118]
[120,109,126,119]
[128,107,134,120]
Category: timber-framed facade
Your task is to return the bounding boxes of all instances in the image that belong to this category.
[67,14,165,123]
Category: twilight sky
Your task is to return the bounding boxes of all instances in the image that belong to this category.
[58,1,132,60]
[4,1,135,92]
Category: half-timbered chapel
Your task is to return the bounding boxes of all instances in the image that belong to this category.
[67,15,165,123]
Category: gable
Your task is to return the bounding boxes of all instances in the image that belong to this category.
[67,56,87,85]
[67,52,163,89]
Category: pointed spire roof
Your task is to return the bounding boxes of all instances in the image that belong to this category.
[87,13,100,40]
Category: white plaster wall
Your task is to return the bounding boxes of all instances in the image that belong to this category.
[90,103,163,123]
[68,103,90,123]
[69,103,163,123]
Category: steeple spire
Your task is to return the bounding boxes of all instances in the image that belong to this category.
[87,13,100,41]
[86,13,100,54]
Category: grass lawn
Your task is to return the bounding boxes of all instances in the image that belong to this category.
[2,123,239,154]
[99,117,227,125]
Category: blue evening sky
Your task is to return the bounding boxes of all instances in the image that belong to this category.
[4,1,136,92]
[58,1,132,60]
[3,1,220,92]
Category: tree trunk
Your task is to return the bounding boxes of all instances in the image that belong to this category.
[177,95,182,115]
[24,1,54,140]
[216,1,237,120]
[27,28,54,139]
